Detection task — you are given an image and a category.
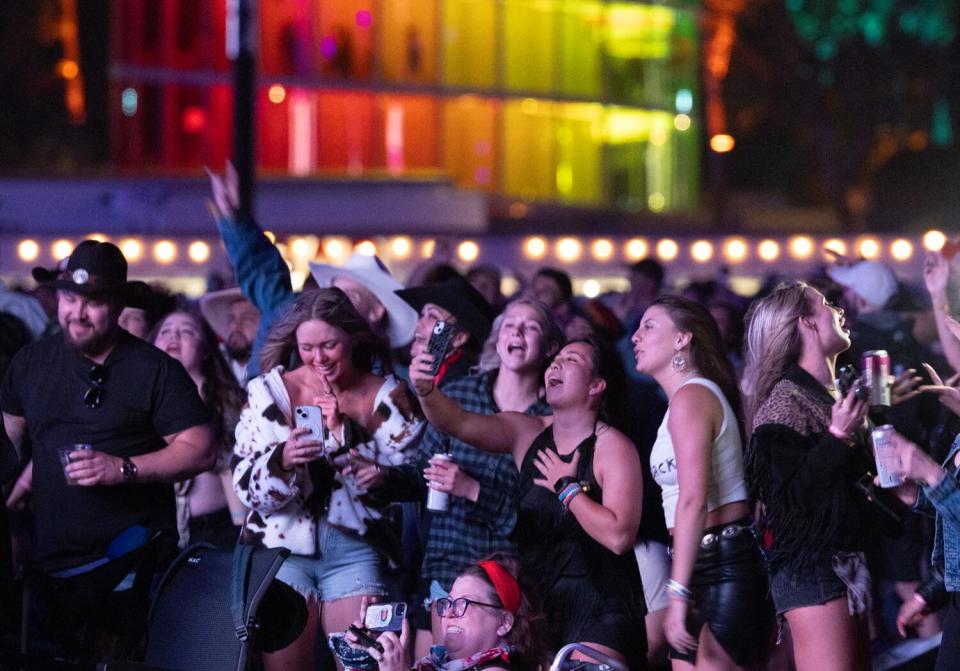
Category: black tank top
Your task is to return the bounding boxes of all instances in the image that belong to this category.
[514,426,646,621]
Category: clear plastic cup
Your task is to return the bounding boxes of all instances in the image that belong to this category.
[58,443,92,485]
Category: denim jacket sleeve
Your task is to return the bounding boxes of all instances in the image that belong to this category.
[922,468,960,534]
[215,213,293,378]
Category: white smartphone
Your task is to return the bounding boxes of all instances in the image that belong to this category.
[294,405,326,444]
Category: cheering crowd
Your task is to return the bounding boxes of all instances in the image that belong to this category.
[2,171,960,671]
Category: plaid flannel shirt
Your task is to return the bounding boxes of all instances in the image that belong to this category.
[378,370,550,590]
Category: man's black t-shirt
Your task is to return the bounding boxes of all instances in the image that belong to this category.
[0,330,209,570]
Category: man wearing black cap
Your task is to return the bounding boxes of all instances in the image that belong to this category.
[1,241,213,655]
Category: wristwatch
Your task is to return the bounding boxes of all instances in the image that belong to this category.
[120,456,138,482]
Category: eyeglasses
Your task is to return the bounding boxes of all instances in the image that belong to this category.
[434,597,502,618]
[83,364,106,409]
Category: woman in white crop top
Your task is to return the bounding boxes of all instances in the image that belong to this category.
[633,295,772,670]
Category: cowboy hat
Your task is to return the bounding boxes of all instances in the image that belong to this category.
[395,277,495,347]
[198,287,259,342]
[40,240,142,300]
[309,253,417,348]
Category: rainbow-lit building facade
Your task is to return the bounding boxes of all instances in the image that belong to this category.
[110,0,701,213]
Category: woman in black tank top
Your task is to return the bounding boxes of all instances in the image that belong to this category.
[410,336,648,668]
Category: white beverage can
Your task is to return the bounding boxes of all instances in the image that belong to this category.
[872,424,903,488]
[426,453,453,512]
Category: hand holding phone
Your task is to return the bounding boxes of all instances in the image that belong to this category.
[364,601,407,632]
[295,405,327,445]
[347,624,384,653]
[427,321,455,376]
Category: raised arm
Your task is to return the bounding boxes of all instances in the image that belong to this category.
[924,251,960,373]
[208,164,294,377]
[409,351,543,459]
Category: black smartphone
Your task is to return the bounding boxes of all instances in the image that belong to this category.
[427,321,455,376]
[346,624,384,653]
[835,365,869,401]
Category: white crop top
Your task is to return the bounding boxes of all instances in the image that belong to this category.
[648,377,748,529]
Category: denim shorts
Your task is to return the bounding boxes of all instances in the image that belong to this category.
[769,554,847,616]
[275,521,385,603]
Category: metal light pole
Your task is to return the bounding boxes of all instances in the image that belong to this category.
[227,0,257,220]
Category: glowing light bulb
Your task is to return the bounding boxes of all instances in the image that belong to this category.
[120,238,143,262]
[691,240,713,263]
[723,238,748,263]
[391,236,412,259]
[789,236,814,259]
[154,240,177,264]
[18,239,40,262]
[591,239,614,261]
[923,230,946,251]
[823,238,848,259]
[582,280,601,298]
[524,237,547,260]
[52,239,74,261]
[890,239,913,262]
[188,241,210,263]
[758,240,780,262]
[858,237,881,260]
[625,238,648,261]
[356,240,377,256]
[457,241,480,263]
[656,239,679,261]
[268,84,286,104]
[323,237,352,262]
[710,134,735,153]
[556,238,582,263]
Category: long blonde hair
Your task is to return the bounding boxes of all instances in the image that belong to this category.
[742,281,813,429]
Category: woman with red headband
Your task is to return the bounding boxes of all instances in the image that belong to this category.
[353,555,548,670]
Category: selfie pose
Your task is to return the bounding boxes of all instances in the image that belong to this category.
[232,288,425,671]
[408,336,647,667]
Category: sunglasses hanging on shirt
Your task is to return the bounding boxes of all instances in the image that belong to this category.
[83,364,106,409]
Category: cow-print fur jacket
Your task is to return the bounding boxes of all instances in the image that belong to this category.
[233,366,425,558]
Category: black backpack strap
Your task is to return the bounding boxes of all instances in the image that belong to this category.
[147,542,216,622]
[231,544,254,642]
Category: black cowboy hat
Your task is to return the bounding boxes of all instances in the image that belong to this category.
[38,240,143,299]
[395,277,495,347]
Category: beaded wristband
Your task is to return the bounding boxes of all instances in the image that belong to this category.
[561,487,584,509]
[558,483,580,504]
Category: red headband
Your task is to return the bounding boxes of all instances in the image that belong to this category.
[478,560,521,615]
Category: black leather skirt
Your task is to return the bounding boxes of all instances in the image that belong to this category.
[670,517,774,665]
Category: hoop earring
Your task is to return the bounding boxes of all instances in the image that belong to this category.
[671,352,686,372]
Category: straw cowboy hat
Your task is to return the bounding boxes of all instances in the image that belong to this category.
[309,253,417,348]
[198,288,258,342]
